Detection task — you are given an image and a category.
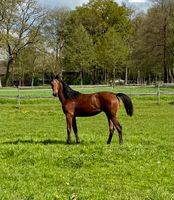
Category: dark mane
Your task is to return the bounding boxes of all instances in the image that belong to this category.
[60,80,81,99]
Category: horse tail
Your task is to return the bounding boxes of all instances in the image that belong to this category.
[116,93,133,116]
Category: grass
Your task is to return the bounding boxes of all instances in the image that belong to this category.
[0,87,174,200]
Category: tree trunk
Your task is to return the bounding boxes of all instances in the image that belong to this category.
[19,79,22,87]
[112,68,116,88]
[0,77,2,88]
[104,67,107,83]
[125,67,128,85]
[31,77,34,88]
[137,70,140,84]
[42,73,45,86]
[170,68,174,83]
[4,58,13,86]
[80,71,83,86]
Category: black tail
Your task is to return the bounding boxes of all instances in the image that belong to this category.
[116,93,133,116]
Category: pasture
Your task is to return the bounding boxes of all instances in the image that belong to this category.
[0,86,174,200]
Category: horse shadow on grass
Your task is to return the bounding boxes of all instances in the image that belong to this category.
[2,139,95,145]
[2,139,66,145]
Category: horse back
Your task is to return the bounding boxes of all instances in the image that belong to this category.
[64,92,119,117]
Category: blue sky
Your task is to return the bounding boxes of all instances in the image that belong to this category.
[37,0,151,11]
[37,0,88,9]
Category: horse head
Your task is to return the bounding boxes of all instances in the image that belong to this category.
[51,79,61,97]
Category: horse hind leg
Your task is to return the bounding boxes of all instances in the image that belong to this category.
[107,119,115,144]
[110,116,123,145]
[72,117,80,144]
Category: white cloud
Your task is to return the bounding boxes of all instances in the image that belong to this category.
[38,0,89,9]
[129,0,147,2]
[38,0,150,10]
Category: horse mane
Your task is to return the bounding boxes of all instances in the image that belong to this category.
[60,80,81,99]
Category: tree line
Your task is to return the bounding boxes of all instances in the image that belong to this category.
[0,0,174,86]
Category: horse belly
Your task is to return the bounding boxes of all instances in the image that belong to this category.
[75,106,101,117]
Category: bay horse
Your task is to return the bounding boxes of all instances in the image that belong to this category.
[51,79,133,145]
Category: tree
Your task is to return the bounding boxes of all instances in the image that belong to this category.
[43,8,70,77]
[63,24,95,85]
[15,44,42,86]
[0,0,46,86]
[131,0,174,83]
[73,0,132,39]
[96,27,129,83]
[66,0,132,83]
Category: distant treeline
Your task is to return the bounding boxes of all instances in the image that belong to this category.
[0,0,174,86]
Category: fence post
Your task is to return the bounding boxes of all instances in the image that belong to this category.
[16,86,20,108]
[157,83,160,104]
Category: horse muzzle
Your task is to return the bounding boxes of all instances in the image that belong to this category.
[52,93,58,97]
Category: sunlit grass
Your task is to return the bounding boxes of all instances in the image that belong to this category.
[0,89,174,199]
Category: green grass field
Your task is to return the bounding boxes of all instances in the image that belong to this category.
[0,87,174,200]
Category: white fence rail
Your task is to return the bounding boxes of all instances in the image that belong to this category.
[0,85,174,107]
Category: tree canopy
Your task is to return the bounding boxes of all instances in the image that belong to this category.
[0,0,174,86]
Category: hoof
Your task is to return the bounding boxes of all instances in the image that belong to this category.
[67,140,71,144]
[119,141,123,145]
[76,140,80,144]
[107,141,111,144]
[107,139,111,144]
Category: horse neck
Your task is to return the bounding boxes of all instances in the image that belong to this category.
[58,82,66,104]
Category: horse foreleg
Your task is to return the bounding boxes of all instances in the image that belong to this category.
[72,117,80,144]
[66,114,73,144]
[107,119,115,144]
[111,117,123,145]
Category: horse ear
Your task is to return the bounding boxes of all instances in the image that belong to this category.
[55,74,62,80]
[50,74,60,80]
[55,75,59,79]
[50,75,54,80]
